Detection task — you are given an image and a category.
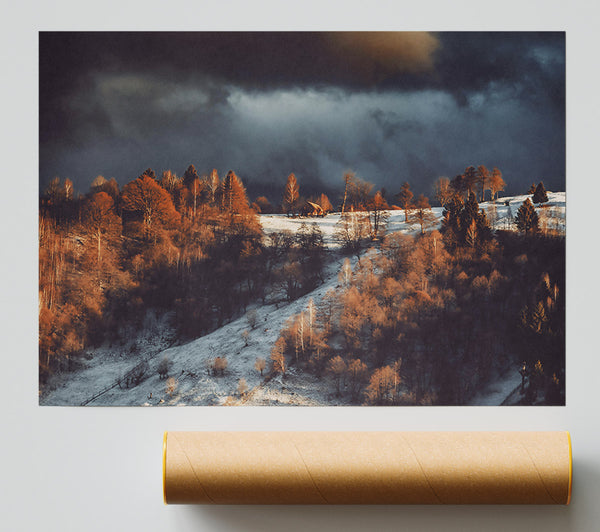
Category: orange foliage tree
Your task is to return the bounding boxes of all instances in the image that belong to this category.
[121,174,179,239]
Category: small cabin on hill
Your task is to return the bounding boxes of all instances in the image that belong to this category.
[300,201,326,217]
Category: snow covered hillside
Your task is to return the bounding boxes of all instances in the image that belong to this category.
[41,192,565,406]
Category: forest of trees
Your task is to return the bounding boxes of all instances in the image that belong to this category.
[268,190,564,405]
[39,167,330,385]
[39,163,564,406]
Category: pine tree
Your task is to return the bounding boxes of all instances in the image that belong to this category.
[514,198,539,234]
[463,166,478,196]
[283,173,299,216]
[527,183,536,194]
[460,192,479,239]
[465,218,477,248]
[139,167,156,180]
[450,174,467,199]
[441,195,463,233]
[183,164,199,189]
[532,182,549,204]
[221,170,249,214]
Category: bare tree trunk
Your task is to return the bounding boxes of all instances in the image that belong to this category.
[341,177,349,213]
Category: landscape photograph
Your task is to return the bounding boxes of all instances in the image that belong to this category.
[39,31,565,406]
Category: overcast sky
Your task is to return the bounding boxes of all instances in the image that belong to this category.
[39,32,565,200]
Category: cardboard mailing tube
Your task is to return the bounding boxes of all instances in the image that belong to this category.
[163,431,572,505]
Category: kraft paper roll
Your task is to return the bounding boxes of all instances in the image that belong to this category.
[163,431,572,505]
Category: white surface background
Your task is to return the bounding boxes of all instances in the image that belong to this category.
[1,1,599,530]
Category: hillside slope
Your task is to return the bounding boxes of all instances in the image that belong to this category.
[41,192,565,406]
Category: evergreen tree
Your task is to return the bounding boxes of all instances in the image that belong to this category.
[475,208,492,243]
[282,173,300,216]
[450,173,467,199]
[532,182,549,204]
[139,167,156,180]
[183,164,200,189]
[527,183,536,194]
[514,198,539,234]
[463,166,478,196]
[459,192,479,236]
[221,170,249,214]
[442,195,464,233]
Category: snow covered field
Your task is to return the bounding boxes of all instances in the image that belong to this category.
[41,192,565,406]
[260,208,444,248]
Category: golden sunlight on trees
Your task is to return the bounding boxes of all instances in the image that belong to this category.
[317,193,333,214]
[335,212,370,256]
[220,170,250,214]
[237,377,248,396]
[166,377,178,397]
[83,192,121,265]
[365,365,400,405]
[206,169,220,203]
[271,337,287,376]
[434,176,453,207]
[254,357,266,376]
[121,174,179,239]
[368,190,389,238]
[414,194,436,234]
[283,173,300,216]
[489,167,505,201]
[327,355,347,395]
[476,165,490,202]
[396,182,413,223]
[341,171,354,213]
[346,358,368,400]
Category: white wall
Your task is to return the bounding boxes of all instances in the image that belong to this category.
[2,2,599,531]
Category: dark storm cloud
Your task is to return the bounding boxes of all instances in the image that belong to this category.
[39,32,565,197]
